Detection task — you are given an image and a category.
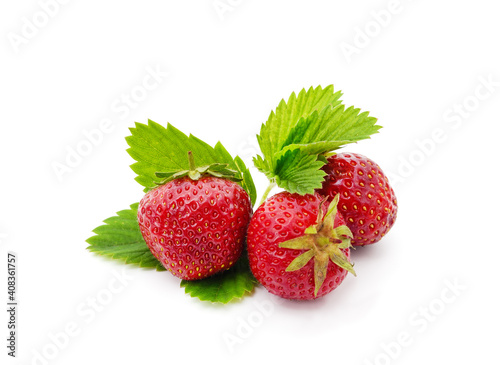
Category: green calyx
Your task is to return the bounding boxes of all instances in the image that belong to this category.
[278,194,356,297]
[154,151,243,185]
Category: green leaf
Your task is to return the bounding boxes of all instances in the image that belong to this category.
[253,85,380,195]
[256,85,343,163]
[275,141,352,159]
[279,106,380,155]
[274,149,326,195]
[86,203,165,271]
[181,252,258,304]
[234,156,257,207]
[253,154,274,180]
[126,120,257,206]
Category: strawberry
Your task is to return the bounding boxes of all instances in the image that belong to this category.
[247,192,355,300]
[317,152,397,246]
[137,152,252,280]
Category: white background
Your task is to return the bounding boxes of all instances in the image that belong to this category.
[1,1,499,364]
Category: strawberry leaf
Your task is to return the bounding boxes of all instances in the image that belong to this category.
[87,203,258,303]
[254,85,381,195]
[126,120,257,206]
[181,252,257,304]
[280,106,379,152]
[256,85,343,164]
[234,156,257,206]
[274,149,326,194]
[86,203,166,271]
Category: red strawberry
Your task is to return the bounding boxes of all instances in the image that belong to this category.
[317,152,397,246]
[247,192,355,300]
[137,153,252,280]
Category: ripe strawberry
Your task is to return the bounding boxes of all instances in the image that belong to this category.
[137,153,252,280]
[247,192,355,300]
[317,152,397,246]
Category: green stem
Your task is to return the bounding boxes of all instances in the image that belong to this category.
[258,181,277,206]
[187,151,196,171]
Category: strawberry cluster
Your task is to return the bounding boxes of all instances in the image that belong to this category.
[134,86,397,301]
[89,85,398,303]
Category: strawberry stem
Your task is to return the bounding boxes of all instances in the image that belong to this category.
[187,151,196,171]
[278,194,356,296]
[258,182,276,206]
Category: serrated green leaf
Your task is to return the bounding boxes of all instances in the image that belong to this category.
[126,120,257,206]
[86,203,165,271]
[234,156,257,207]
[279,105,380,154]
[181,252,257,304]
[256,85,343,163]
[253,85,380,195]
[275,141,352,159]
[274,149,326,195]
[253,155,274,180]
